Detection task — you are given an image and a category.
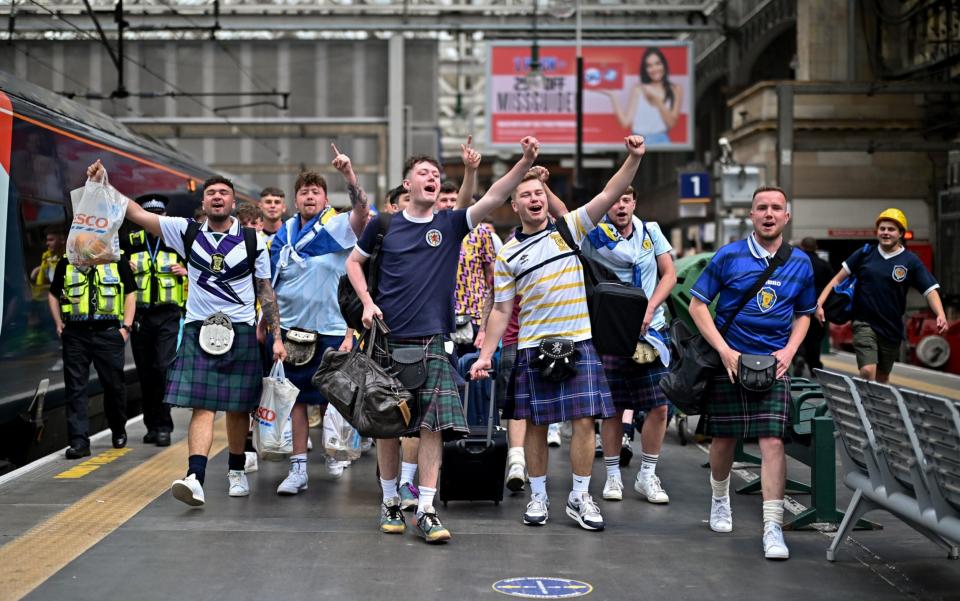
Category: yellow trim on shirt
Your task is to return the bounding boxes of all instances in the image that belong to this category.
[522,312,591,327]
[517,266,582,296]
[520,297,586,316]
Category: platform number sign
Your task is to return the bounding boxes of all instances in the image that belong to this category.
[679,172,711,201]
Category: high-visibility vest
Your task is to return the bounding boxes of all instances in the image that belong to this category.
[126,229,185,308]
[60,263,125,321]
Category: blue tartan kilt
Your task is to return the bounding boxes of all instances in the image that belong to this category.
[506,339,616,426]
[601,328,672,412]
[165,321,263,412]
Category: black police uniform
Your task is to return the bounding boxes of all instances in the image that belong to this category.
[50,258,137,457]
[120,197,186,446]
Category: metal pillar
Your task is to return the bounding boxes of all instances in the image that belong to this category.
[388,34,405,191]
[777,83,794,240]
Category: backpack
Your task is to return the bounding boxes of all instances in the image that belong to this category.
[337,212,394,331]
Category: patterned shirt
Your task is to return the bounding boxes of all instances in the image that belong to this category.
[495,207,595,350]
[454,223,497,325]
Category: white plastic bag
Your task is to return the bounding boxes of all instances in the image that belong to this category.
[253,361,299,458]
[67,169,129,266]
[323,404,362,462]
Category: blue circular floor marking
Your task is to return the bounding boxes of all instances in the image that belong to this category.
[492,577,593,599]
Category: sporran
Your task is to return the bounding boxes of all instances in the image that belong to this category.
[198,312,234,356]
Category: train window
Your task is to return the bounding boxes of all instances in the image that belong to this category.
[17,199,67,347]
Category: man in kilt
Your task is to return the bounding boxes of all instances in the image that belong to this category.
[688,185,816,560]
[103,161,287,507]
[577,186,678,504]
[345,137,540,544]
[471,135,648,532]
[268,145,369,494]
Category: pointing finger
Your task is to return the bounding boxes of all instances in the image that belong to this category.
[466,134,473,147]
[331,143,341,157]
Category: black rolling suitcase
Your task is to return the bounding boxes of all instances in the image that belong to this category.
[439,372,507,505]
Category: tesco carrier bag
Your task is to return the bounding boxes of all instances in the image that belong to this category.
[322,405,362,462]
[68,168,129,266]
[254,361,300,457]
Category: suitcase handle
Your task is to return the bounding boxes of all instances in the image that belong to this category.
[464,369,497,445]
[455,438,494,452]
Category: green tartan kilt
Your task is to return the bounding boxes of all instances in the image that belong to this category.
[373,336,469,441]
[704,375,790,439]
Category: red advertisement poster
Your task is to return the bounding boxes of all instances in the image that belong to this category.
[487,41,694,151]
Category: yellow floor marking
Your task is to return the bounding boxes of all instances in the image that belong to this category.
[821,356,960,401]
[0,419,228,601]
[54,448,133,479]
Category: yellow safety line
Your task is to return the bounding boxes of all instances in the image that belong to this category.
[821,356,960,401]
[0,419,228,601]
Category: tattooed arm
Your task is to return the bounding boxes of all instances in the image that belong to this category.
[331,143,372,237]
[256,277,287,362]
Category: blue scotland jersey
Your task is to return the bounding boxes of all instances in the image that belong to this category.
[691,235,817,355]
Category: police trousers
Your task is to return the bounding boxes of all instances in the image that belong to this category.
[62,326,128,446]
[131,306,180,433]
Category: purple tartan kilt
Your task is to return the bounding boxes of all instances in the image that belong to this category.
[506,340,616,426]
[601,354,671,412]
[165,321,263,412]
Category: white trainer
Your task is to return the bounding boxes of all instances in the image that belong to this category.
[523,494,550,526]
[565,493,605,531]
[762,522,790,560]
[709,496,733,533]
[307,437,314,451]
[244,451,259,474]
[634,474,670,504]
[506,462,526,493]
[228,469,250,497]
[602,476,623,501]
[171,474,205,507]
[547,424,562,448]
[326,456,344,479]
[277,463,309,495]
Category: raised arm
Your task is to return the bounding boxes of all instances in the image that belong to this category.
[456,135,481,210]
[331,144,371,237]
[467,137,540,225]
[583,135,646,225]
[528,167,569,219]
[87,160,161,237]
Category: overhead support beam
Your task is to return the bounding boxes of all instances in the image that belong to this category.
[388,35,404,190]
[792,138,960,153]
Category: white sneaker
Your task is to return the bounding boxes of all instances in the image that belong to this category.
[634,474,670,504]
[244,451,259,473]
[565,492,604,531]
[602,476,623,501]
[523,494,549,526]
[171,474,205,507]
[762,522,790,560]
[361,438,374,453]
[326,456,344,479]
[506,462,526,493]
[547,424,562,447]
[228,469,249,497]
[307,437,314,451]
[277,463,308,495]
[709,496,733,533]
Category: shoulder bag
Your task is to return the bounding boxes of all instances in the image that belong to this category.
[659,242,792,415]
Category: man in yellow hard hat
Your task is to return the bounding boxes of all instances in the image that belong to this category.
[816,208,948,382]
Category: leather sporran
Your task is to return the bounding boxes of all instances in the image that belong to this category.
[530,338,579,383]
[738,354,777,392]
[198,312,234,356]
[390,346,428,391]
[282,328,318,367]
[311,320,412,438]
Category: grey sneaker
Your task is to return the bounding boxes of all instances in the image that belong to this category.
[523,494,549,526]
[565,493,605,531]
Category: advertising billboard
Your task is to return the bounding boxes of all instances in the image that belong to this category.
[487,41,694,152]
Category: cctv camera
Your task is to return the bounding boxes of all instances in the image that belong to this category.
[718,137,732,153]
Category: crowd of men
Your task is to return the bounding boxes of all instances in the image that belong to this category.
[53,132,946,562]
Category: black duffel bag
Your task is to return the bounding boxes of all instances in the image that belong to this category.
[555,218,648,357]
[659,243,792,415]
[312,318,412,438]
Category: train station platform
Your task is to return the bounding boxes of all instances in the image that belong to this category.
[2,361,960,601]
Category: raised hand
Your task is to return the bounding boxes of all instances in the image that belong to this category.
[527,165,550,183]
[625,135,646,158]
[520,136,540,162]
[461,135,482,170]
[86,159,105,183]
[331,143,353,176]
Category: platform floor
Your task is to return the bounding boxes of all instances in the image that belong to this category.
[2,397,959,601]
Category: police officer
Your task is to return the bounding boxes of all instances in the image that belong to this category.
[121,194,187,447]
[48,247,138,459]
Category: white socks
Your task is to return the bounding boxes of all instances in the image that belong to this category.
[570,474,590,502]
[529,475,547,499]
[639,453,658,480]
[763,500,785,526]
[507,446,525,467]
[710,474,730,499]
[381,478,398,502]
[603,456,621,481]
[399,462,418,486]
[418,486,437,514]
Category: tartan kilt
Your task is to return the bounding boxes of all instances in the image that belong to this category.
[165,321,263,412]
[373,336,469,441]
[601,328,672,412]
[704,375,790,439]
[506,339,615,426]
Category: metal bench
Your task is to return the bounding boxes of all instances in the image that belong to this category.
[816,369,959,561]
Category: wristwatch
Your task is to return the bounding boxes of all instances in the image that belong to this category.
[119,324,132,333]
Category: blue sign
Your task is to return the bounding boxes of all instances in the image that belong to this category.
[493,577,593,599]
[679,172,711,199]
